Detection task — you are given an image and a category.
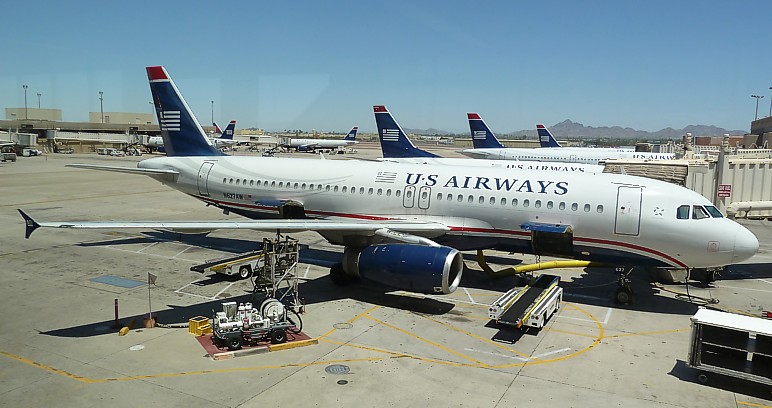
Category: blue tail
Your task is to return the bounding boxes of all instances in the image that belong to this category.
[373,105,438,158]
[146,66,224,157]
[220,120,237,140]
[467,113,504,149]
[537,124,561,148]
[344,126,358,141]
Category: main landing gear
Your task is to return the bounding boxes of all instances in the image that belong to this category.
[614,266,634,304]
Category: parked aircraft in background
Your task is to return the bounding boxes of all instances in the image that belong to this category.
[284,127,358,152]
[373,105,603,173]
[19,66,758,303]
[210,120,238,149]
[537,124,635,152]
[463,114,676,164]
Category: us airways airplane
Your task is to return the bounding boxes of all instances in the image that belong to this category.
[284,126,358,152]
[373,105,603,173]
[211,120,238,149]
[19,66,758,302]
[463,114,676,164]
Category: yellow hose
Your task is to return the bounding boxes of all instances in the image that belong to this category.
[476,250,606,278]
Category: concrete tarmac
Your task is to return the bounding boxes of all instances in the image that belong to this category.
[1,145,771,407]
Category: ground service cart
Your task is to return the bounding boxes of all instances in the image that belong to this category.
[489,274,562,330]
[687,308,772,387]
[211,299,302,351]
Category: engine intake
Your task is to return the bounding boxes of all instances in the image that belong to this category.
[343,244,463,294]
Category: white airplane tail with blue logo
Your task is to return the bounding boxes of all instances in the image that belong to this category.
[147,66,224,157]
[467,113,505,149]
[537,124,562,148]
[374,105,438,158]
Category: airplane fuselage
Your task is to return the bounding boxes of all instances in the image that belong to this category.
[462,147,676,165]
[138,155,756,269]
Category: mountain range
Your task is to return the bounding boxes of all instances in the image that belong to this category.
[405,119,747,140]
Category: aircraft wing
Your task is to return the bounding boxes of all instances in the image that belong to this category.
[66,163,179,176]
[19,209,450,239]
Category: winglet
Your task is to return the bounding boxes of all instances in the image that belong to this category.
[18,209,40,239]
[537,124,561,147]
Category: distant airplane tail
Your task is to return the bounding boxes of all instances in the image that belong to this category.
[467,113,505,149]
[213,122,223,134]
[146,66,223,157]
[537,124,561,148]
[220,120,237,140]
[373,105,439,158]
[344,126,358,141]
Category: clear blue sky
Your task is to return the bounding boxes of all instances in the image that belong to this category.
[2,1,770,134]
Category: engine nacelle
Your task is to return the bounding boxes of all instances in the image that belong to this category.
[343,244,464,294]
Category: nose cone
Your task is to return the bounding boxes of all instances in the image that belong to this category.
[733,224,759,263]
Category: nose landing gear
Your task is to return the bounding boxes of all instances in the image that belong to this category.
[614,266,635,304]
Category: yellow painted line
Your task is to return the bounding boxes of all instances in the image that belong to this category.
[738,402,772,408]
[495,303,605,369]
[604,328,689,339]
[317,305,380,339]
[419,314,532,359]
[546,328,601,339]
[364,315,490,368]
[0,349,384,383]
[319,338,482,368]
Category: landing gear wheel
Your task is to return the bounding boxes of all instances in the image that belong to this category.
[270,328,287,344]
[238,265,252,279]
[329,263,350,286]
[697,372,708,384]
[615,287,633,304]
[227,335,243,351]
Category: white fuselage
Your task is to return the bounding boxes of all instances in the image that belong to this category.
[137,155,757,269]
[378,157,604,174]
[462,147,676,165]
[288,139,358,150]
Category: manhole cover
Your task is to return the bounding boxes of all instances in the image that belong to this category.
[337,380,348,385]
[333,323,353,329]
[129,345,145,351]
[325,364,350,375]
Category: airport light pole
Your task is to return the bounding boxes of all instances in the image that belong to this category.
[99,91,104,124]
[22,84,28,119]
[211,100,214,125]
[752,94,764,120]
[769,87,772,117]
[37,93,41,109]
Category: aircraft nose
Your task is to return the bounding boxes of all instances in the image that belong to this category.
[733,224,759,263]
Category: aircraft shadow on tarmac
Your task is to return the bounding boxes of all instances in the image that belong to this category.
[668,360,772,401]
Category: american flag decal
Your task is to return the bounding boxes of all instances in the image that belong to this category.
[473,130,487,139]
[382,129,400,141]
[160,110,181,131]
[375,171,397,183]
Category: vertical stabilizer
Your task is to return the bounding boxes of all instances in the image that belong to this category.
[468,113,505,149]
[537,124,561,148]
[146,66,224,156]
[374,105,439,158]
[344,126,359,141]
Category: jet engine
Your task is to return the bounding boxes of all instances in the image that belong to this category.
[342,244,464,294]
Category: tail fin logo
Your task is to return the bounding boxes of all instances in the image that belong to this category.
[473,130,487,140]
[160,110,181,132]
[382,129,400,141]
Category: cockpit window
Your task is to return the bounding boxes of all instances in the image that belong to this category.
[705,205,723,218]
[692,205,710,220]
[676,205,690,219]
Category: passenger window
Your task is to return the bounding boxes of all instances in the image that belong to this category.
[457,195,463,202]
[437,193,443,200]
[271,181,276,188]
[489,197,495,205]
[546,201,553,209]
[677,205,690,219]
[360,187,365,194]
[326,185,330,191]
[229,178,234,184]
[446,193,452,201]
[378,188,383,196]
[597,205,604,213]
[396,190,401,197]
[250,180,254,186]
[535,200,541,208]
[478,196,484,204]
[334,186,339,192]
[368,188,373,195]
[386,189,392,196]
[512,198,518,207]
[342,186,347,193]
[705,205,723,218]
[692,205,709,219]
[278,182,284,188]
[571,203,578,211]
[294,183,299,189]
[584,204,590,212]
[501,198,506,206]
[523,199,530,208]
[223,178,227,184]
[559,202,566,210]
